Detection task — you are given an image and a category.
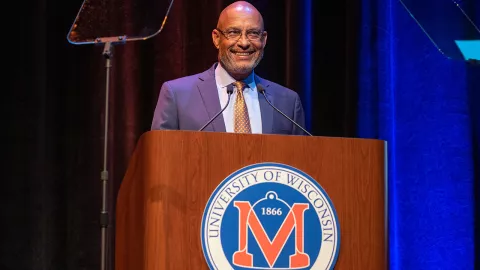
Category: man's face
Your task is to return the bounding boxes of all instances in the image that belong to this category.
[213,6,267,78]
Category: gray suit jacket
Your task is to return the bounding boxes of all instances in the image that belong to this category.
[151,63,306,135]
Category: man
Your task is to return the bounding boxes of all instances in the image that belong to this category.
[151,1,306,135]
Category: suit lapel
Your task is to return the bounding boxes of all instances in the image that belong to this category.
[256,75,274,134]
[195,66,273,134]
[197,65,226,132]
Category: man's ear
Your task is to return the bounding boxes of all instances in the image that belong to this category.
[262,31,268,48]
[212,29,220,49]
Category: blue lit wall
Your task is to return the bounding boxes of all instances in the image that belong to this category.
[357,0,477,269]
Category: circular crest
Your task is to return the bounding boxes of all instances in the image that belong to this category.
[201,163,340,270]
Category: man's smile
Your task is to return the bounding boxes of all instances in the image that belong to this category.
[230,50,255,59]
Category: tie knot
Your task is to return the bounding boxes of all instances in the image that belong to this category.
[233,81,246,92]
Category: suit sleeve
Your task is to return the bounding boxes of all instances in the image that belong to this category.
[151,82,180,130]
[292,93,307,135]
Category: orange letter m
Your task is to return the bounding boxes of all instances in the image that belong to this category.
[233,201,310,268]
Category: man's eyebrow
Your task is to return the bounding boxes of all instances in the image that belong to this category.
[224,27,241,31]
[223,27,262,31]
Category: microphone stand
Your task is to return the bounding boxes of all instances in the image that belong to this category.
[257,87,313,136]
[199,85,234,131]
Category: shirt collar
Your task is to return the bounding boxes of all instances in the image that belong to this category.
[215,63,256,91]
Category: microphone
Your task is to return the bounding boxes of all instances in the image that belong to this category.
[257,84,313,136]
[199,84,234,131]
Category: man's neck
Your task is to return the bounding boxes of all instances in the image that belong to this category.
[219,63,253,81]
[230,72,250,81]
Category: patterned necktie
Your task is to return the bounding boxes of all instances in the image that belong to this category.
[233,81,252,133]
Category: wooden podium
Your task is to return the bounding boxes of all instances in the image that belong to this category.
[115,130,387,269]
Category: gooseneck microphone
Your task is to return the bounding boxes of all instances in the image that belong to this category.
[257,83,313,136]
[199,84,234,131]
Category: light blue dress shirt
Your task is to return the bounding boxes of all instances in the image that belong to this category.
[215,64,262,134]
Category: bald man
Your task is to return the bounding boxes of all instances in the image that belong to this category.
[151,1,306,135]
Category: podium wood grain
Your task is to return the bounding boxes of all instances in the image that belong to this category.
[115,130,386,269]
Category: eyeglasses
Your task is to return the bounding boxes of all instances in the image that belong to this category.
[215,28,265,41]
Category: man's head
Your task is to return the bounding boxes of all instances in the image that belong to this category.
[212,1,267,80]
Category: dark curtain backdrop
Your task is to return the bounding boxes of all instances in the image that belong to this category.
[4,0,359,269]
